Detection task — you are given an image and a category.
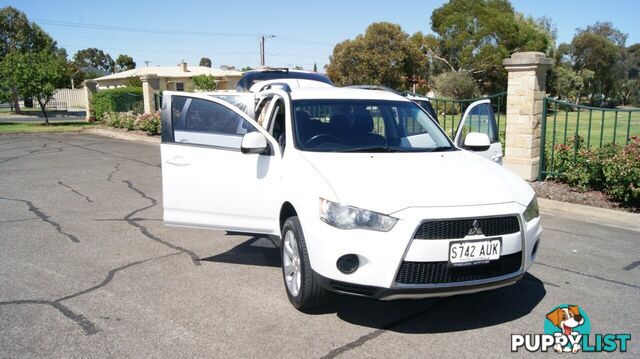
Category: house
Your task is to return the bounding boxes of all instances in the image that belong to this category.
[93,62,243,91]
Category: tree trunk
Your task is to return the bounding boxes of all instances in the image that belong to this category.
[38,98,49,125]
[11,87,21,114]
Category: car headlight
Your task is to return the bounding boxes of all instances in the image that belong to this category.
[523,196,539,222]
[319,198,398,231]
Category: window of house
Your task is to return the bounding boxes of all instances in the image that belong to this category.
[176,82,184,91]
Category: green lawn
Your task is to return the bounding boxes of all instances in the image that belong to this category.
[0,121,96,133]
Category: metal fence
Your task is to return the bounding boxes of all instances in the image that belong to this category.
[425,92,507,139]
[53,89,86,108]
[539,97,640,178]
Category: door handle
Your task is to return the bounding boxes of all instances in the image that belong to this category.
[165,157,191,166]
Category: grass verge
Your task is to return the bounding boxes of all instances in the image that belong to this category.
[0,121,96,133]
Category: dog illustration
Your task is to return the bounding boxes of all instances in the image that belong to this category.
[546,305,585,353]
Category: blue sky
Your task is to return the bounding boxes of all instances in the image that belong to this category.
[3,0,640,70]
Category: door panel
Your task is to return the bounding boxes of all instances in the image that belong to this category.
[161,92,281,234]
[453,99,503,164]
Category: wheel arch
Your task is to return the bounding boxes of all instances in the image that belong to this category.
[279,201,298,231]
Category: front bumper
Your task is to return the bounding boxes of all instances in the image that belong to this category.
[315,271,526,300]
[302,202,542,300]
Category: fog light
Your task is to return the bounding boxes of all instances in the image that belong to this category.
[337,254,359,274]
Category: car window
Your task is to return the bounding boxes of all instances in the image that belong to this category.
[172,97,256,149]
[256,98,272,128]
[458,103,498,144]
[292,100,452,152]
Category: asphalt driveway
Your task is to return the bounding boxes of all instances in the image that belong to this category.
[1,133,638,358]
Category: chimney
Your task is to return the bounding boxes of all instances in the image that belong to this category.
[179,60,188,72]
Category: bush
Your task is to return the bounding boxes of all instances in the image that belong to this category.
[92,87,143,120]
[547,136,640,207]
[602,137,640,205]
[432,72,479,99]
[192,74,217,91]
[102,111,161,135]
[135,112,161,135]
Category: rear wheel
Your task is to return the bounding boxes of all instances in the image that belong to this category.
[281,216,328,310]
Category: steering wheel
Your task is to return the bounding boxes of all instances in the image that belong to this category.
[304,134,340,147]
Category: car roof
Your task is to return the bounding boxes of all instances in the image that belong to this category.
[288,87,411,102]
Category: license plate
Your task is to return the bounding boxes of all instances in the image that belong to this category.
[449,238,501,267]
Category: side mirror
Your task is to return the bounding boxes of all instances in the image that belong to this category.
[241,132,268,154]
[463,132,490,151]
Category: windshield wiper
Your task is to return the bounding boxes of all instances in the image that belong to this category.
[339,146,404,153]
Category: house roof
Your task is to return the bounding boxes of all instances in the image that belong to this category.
[94,65,242,82]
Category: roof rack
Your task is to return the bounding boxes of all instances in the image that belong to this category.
[259,67,289,73]
[345,84,400,95]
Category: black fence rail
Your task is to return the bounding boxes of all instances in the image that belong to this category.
[539,97,640,178]
[424,92,507,139]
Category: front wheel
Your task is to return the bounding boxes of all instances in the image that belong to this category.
[281,216,328,310]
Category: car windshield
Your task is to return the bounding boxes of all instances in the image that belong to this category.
[292,100,454,152]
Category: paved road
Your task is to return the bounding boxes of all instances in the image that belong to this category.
[1,133,638,358]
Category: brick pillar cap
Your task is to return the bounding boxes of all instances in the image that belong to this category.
[503,51,553,68]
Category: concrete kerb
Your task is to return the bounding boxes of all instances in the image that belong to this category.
[538,197,640,233]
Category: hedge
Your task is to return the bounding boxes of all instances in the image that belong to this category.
[92,87,144,120]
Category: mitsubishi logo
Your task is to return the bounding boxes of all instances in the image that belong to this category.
[468,219,484,236]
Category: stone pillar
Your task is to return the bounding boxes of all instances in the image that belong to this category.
[141,75,159,114]
[82,79,97,121]
[502,52,553,180]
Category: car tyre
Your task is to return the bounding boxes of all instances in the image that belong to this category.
[281,216,328,310]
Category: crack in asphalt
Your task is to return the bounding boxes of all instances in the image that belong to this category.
[0,252,180,335]
[39,135,160,168]
[0,217,40,224]
[121,180,201,266]
[319,299,447,359]
[58,181,94,203]
[0,143,62,165]
[0,197,79,243]
[107,163,120,182]
[535,262,640,289]
[623,260,640,271]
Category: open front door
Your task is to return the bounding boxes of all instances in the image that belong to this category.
[453,99,503,164]
[160,91,281,234]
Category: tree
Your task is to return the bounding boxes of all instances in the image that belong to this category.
[432,72,479,98]
[0,50,68,124]
[73,48,114,73]
[115,54,135,72]
[199,57,212,67]
[557,23,627,104]
[292,65,304,70]
[427,0,552,93]
[313,63,318,72]
[241,66,253,72]
[621,43,640,106]
[192,74,217,91]
[326,22,424,90]
[1,6,61,112]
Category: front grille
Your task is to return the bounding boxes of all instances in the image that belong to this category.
[414,216,520,240]
[395,251,522,285]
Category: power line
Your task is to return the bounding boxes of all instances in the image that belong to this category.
[34,18,333,47]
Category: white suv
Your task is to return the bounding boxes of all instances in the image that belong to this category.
[160,87,542,310]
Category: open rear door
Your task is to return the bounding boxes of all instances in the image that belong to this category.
[453,99,503,164]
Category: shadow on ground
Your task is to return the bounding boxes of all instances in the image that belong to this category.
[202,233,546,334]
